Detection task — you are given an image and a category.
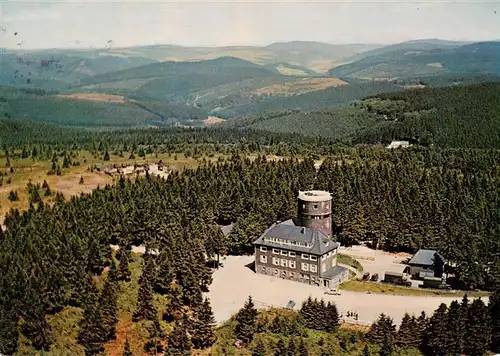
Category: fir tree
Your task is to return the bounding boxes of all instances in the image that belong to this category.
[103,150,110,161]
[287,338,296,356]
[298,338,309,356]
[191,298,216,349]
[78,278,105,356]
[99,259,119,341]
[235,296,258,344]
[446,300,466,354]
[252,338,266,356]
[396,313,419,349]
[325,301,339,332]
[275,339,286,356]
[424,303,448,356]
[490,290,500,352]
[367,314,396,345]
[21,304,53,351]
[117,245,132,282]
[134,254,158,322]
[166,320,191,356]
[465,298,491,355]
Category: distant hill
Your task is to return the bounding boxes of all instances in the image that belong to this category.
[328,41,500,81]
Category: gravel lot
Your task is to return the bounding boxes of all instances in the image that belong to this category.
[206,255,484,326]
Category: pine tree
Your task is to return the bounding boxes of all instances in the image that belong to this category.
[134,254,158,322]
[287,338,296,356]
[123,338,133,356]
[490,290,500,352]
[78,278,105,355]
[424,303,448,356]
[396,313,419,349]
[298,338,309,356]
[21,304,53,351]
[117,245,131,282]
[446,300,466,354]
[379,332,393,356]
[103,150,110,161]
[367,314,396,345]
[252,338,266,356]
[191,298,216,349]
[0,303,18,355]
[235,296,258,344]
[465,298,491,355]
[166,320,191,356]
[100,259,119,341]
[325,301,339,332]
[275,339,286,356]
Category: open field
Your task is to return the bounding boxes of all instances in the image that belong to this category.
[206,255,488,327]
[254,77,348,96]
[0,152,203,226]
[56,93,127,103]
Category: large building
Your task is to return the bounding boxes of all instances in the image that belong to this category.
[405,249,446,279]
[253,191,349,289]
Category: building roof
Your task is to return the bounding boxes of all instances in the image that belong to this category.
[298,190,332,202]
[252,222,339,255]
[321,266,348,280]
[408,249,446,266]
[219,223,234,237]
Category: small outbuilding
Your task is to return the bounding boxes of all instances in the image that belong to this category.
[407,249,446,279]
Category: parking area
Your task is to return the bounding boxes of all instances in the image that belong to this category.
[205,255,473,327]
[339,245,422,287]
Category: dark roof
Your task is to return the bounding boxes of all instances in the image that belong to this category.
[321,266,348,280]
[252,222,339,255]
[408,249,446,266]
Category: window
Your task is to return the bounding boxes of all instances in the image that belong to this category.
[272,248,279,255]
[301,254,309,260]
[289,261,296,269]
[314,204,318,209]
[260,246,267,252]
[273,268,279,275]
[272,257,279,266]
[281,259,288,267]
[260,255,267,264]
[281,270,286,276]
[281,250,288,256]
[310,265,317,273]
[289,272,294,277]
[310,255,317,261]
[262,267,266,272]
[289,251,296,257]
[301,263,309,271]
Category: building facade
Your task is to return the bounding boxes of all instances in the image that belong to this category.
[253,190,348,289]
[406,249,446,279]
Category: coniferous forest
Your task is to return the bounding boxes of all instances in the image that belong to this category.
[1,146,500,354]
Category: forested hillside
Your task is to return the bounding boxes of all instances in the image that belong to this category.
[354,82,500,148]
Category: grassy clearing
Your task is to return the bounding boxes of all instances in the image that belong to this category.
[340,280,490,298]
[0,151,208,225]
[338,254,364,272]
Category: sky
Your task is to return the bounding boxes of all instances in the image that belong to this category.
[0,0,498,49]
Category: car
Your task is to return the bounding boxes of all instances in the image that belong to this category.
[325,289,342,295]
[285,300,296,309]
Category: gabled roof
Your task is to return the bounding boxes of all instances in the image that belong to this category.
[252,222,339,255]
[408,249,446,266]
[219,223,234,237]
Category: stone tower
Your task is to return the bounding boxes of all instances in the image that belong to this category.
[297,190,332,237]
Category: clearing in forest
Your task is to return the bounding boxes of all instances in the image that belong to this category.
[56,93,127,103]
[254,77,348,96]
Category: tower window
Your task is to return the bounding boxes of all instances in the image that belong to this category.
[314,204,318,209]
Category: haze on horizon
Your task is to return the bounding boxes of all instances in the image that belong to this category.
[0,0,498,50]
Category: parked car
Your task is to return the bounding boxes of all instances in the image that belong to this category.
[285,300,296,309]
[325,289,342,295]
[371,273,379,282]
[362,272,370,281]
